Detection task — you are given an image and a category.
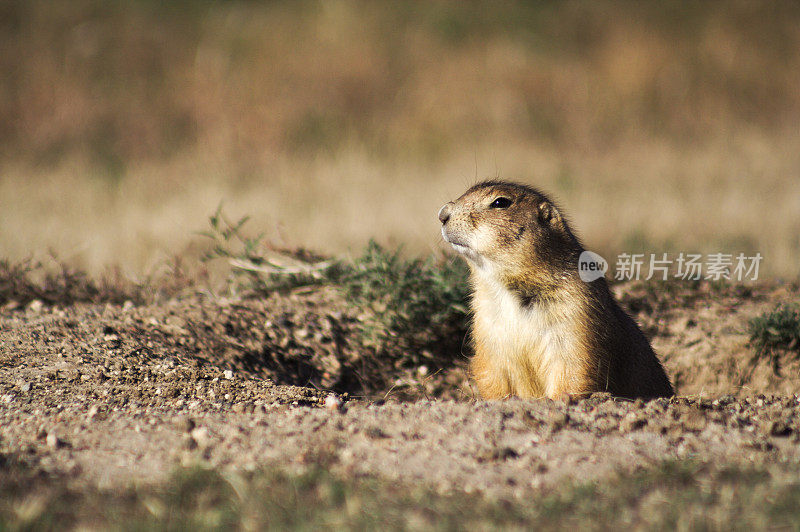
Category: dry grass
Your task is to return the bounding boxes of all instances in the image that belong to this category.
[2,1,799,277]
[3,460,800,530]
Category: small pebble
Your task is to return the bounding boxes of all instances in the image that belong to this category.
[324,394,342,411]
[46,433,65,449]
[190,426,210,446]
[620,412,646,432]
[183,434,198,450]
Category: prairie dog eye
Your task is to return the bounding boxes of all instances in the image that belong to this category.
[489,197,512,209]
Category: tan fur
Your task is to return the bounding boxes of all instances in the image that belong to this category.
[439,181,674,400]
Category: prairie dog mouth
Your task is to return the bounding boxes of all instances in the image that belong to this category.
[450,242,470,255]
[442,227,475,257]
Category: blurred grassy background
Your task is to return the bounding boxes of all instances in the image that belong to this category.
[1,0,798,278]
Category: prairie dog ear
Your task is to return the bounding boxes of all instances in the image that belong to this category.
[537,201,564,229]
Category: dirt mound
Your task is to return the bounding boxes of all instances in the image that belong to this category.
[2,280,797,408]
[618,281,800,396]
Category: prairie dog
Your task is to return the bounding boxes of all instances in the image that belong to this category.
[438,181,673,400]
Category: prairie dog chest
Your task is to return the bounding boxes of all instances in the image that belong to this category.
[472,273,582,377]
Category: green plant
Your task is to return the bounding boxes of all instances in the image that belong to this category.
[342,240,470,362]
[200,207,471,372]
[748,303,800,364]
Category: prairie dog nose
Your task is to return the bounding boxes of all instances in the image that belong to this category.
[438,202,453,224]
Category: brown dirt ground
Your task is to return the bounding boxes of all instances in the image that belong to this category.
[1,280,799,517]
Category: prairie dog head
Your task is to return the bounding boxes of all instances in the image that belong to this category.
[439,181,583,291]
